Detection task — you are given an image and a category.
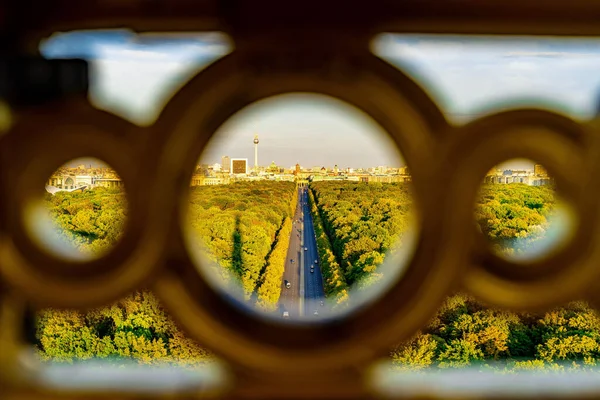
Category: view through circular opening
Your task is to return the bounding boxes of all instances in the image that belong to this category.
[24,157,128,261]
[475,158,576,263]
[183,93,418,323]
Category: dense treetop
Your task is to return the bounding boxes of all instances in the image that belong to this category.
[37,181,296,365]
[310,182,413,288]
[309,181,597,370]
[475,184,557,258]
[44,188,127,256]
[37,178,593,371]
[187,182,296,297]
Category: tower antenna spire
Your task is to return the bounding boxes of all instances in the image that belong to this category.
[253,134,259,174]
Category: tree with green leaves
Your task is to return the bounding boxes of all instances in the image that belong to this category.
[37,181,298,365]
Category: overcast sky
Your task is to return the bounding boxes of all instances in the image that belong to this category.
[41,31,600,170]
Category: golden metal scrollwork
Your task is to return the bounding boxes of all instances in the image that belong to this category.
[149,48,461,375]
[0,100,169,308]
[441,110,596,310]
[2,23,600,398]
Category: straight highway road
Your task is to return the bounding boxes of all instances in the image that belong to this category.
[279,187,304,318]
[278,186,327,320]
[300,187,326,318]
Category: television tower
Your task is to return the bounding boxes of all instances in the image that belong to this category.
[253,134,259,173]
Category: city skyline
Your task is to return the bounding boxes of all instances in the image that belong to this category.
[40,31,600,169]
[64,157,540,173]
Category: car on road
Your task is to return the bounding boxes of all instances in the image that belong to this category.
[314,260,318,264]
[320,301,325,307]
[314,310,319,316]
[310,266,314,273]
[284,280,291,289]
[304,247,308,251]
[282,311,289,319]
[291,259,295,263]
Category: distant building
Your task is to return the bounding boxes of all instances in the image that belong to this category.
[47,174,62,187]
[484,168,554,186]
[46,174,91,189]
[64,176,75,189]
[45,166,124,194]
[268,161,279,173]
[504,169,528,176]
[310,174,409,184]
[487,167,501,176]
[221,156,231,173]
[358,175,409,183]
[95,178,124,189]
[75,175,94,186]
[534,164,548,176]
[190,173,231,186]
[231,158,248,175]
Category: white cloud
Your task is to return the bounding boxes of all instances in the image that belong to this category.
[90,58,196,125]
[96,46,173,62]
[43,32,600,168]
[374,35,600,120]
[507,61,538,71]
[502,51,595,58]
[89,41,230,125]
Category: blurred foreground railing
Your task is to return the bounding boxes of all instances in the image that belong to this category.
[4,1,600,399]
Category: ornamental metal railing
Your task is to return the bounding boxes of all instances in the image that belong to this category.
[3,1,600,399]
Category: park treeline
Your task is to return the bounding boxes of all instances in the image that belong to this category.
[44,188,127,256]
[187,182,297,301]
[36,182,296,364]
[393,184,600,371]
[475,184,558,258]
[309,182,413,292]
[37,179,595,370]
[392,294,600,371]
[308,189,349,305]
[37,291,211,366]
[308,181,598,370]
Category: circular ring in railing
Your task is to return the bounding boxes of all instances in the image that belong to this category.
[148,48,465,373]
[442,110,592,310]
[0,100,167,308]
[580,118,600,309]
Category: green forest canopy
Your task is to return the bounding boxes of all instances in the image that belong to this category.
[36,180,596,371]
[311,182,599,371]
[475,184,559,258]
[37,182,296,365]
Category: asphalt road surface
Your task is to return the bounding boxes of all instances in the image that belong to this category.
[279,186,327,320]
[279,187,304,318]
[300,187,326,318]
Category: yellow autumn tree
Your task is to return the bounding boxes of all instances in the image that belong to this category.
[37,291,212,366]
[38,181,298,365]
